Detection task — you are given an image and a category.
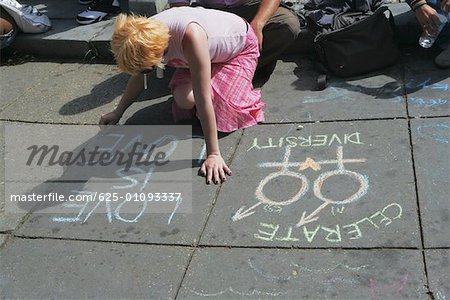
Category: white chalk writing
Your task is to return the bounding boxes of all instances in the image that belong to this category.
[247,132,363,152]
[253,203,402,243]
[233,146,368,226]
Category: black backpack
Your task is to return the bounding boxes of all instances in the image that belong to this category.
[305,0,399,89]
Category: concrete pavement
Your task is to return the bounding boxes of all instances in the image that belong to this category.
[1,29,449,300]
[3,1,449,298]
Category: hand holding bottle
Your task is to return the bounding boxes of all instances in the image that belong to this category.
[417,4,449,48]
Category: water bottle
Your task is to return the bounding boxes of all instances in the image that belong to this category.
[419,3,450,48]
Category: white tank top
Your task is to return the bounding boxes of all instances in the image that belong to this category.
[152,6,248,68]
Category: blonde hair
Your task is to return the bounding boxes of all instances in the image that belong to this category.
[111,14,170,75]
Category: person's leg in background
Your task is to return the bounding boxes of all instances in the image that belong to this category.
[255,6,301,71]
[77,0,121,25]
[226,3,300,76]
[434,22,450,67]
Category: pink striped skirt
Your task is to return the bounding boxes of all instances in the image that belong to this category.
[169,26,266,133]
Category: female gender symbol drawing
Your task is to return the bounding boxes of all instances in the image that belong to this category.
[232,146,369,226]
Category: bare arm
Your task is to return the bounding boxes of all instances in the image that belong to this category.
[182,23,231,184]
[251,0,280,48]
[99,73,145,125]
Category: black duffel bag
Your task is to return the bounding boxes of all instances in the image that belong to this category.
[306,4,399,89]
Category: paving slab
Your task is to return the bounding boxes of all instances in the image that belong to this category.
[0,122,28,233]
[0,212,27,233]
[261,59,406,123]
[90,19,117,59]
[24,0,87,19]
[0,238,192,298]
[425,250,450,300]
[201,120,420,247]
[4,122,192,183]
[0,63,179,125]
[0,234,6,247]
[405,58,450,117]
[16,132,241,245]
[0,62,128,123]
[119,67,176,125]
[411,118,450,248]
[0,61,61,113]
[128,0,169,15]
[178,248,426,299]
[13,20,92,59]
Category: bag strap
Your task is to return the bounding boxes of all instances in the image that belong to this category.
[374,7,399,43]
[317,74,328,90]
[385,8,399,40]
[313,60,329,90]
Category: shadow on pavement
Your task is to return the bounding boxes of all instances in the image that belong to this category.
[59,68,175,115]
